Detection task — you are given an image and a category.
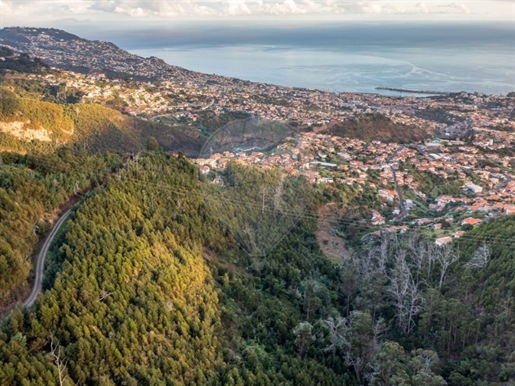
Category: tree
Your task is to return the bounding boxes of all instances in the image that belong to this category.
[51,338,68,386]
[464,242,490,269]
[373,341,408,386]
[341,311,384,383]
[435,245,458,289]
[293,321,315,357]
[323,316,346,357]
[339,259,360,317]
[387,251,424,335]
[409,349,446,386]
[373,342,446,386]
[146,136,160,151]
[303,281,323,321]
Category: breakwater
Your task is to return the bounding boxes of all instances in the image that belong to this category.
[375,87,451,96]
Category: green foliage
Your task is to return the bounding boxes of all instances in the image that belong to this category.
[1,149,513,385]
[0,149,120,306]
[146,136,160,151]
[374,342,445,386]
[0,97,74,135]
[0,153,223,384]
[410,167,463,201]
[323,114,430,143]
[0,97,203,155]
[204,162,315,257]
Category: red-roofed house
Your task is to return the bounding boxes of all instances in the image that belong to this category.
[461,217,482,226]
[435,236,453,246]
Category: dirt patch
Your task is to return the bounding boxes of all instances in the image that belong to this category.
[0,121,53,141]
[316,203,351,263]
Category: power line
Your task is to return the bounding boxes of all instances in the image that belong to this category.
[114,167,515,248]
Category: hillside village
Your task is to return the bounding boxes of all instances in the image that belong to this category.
[1,27,515,244]
[1,27,513,132]
[195,127,515,243]
[12,69,514,134]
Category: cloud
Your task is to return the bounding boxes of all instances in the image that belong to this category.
[1,0,89,18]
[88,0,346,17]
[0,0,510,21]
[450,2,470,14]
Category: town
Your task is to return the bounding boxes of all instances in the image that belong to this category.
[194,127,515,244]
[1,27,515,244]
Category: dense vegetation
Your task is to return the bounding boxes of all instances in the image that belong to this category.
[0,97,203,155]
[323,114,430,143]
[1,150,515,384]
[0,149,121,306]
[0,51,49,75]
[0,154,343,384]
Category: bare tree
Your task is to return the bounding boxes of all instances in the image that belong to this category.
[465,242,490,269]
[376,233,390,275]
[96,288,114,302]
[360,246,378,283]
[50,338,68,386]
[387,252,425,335]
[323,316,346,356]
[435,245,458,289]
[425,243,439,280]
[405,232,427,272]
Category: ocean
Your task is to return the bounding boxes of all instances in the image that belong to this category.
[93,21,514,95]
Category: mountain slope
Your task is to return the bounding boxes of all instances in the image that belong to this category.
[0,153,346,385]
[0,27,191,81]
[0,97,204,155]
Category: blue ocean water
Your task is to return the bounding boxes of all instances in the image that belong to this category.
[97,22,514,95]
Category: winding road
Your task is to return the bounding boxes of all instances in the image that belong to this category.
[23,209,72,308]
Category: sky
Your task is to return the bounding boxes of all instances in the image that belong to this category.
[1,0,514,29]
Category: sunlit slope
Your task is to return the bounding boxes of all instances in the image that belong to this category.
[0,98,203,155]
[1,154,224,384]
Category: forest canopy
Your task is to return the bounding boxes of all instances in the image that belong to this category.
[1,151,514,385]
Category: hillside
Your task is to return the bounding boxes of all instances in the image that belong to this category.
[1,26,515,386]
[0,97,204,155]
[321,113,431,143]
[0,27,190,81]
[0,149,122,308]
[0,153,346,385]
[3,152,515,384]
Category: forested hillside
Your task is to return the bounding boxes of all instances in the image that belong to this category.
[2,151,514,384]
[0,154,344,384]
[0,154,224,384]
[0,97,203,155]
[322,114,430,143]
[0,149,121,307]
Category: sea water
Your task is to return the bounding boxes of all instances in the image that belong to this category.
[100,21,514,95]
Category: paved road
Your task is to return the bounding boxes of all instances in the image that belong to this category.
[23,209,72,308]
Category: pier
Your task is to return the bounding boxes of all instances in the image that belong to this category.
[375,87,451,96]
